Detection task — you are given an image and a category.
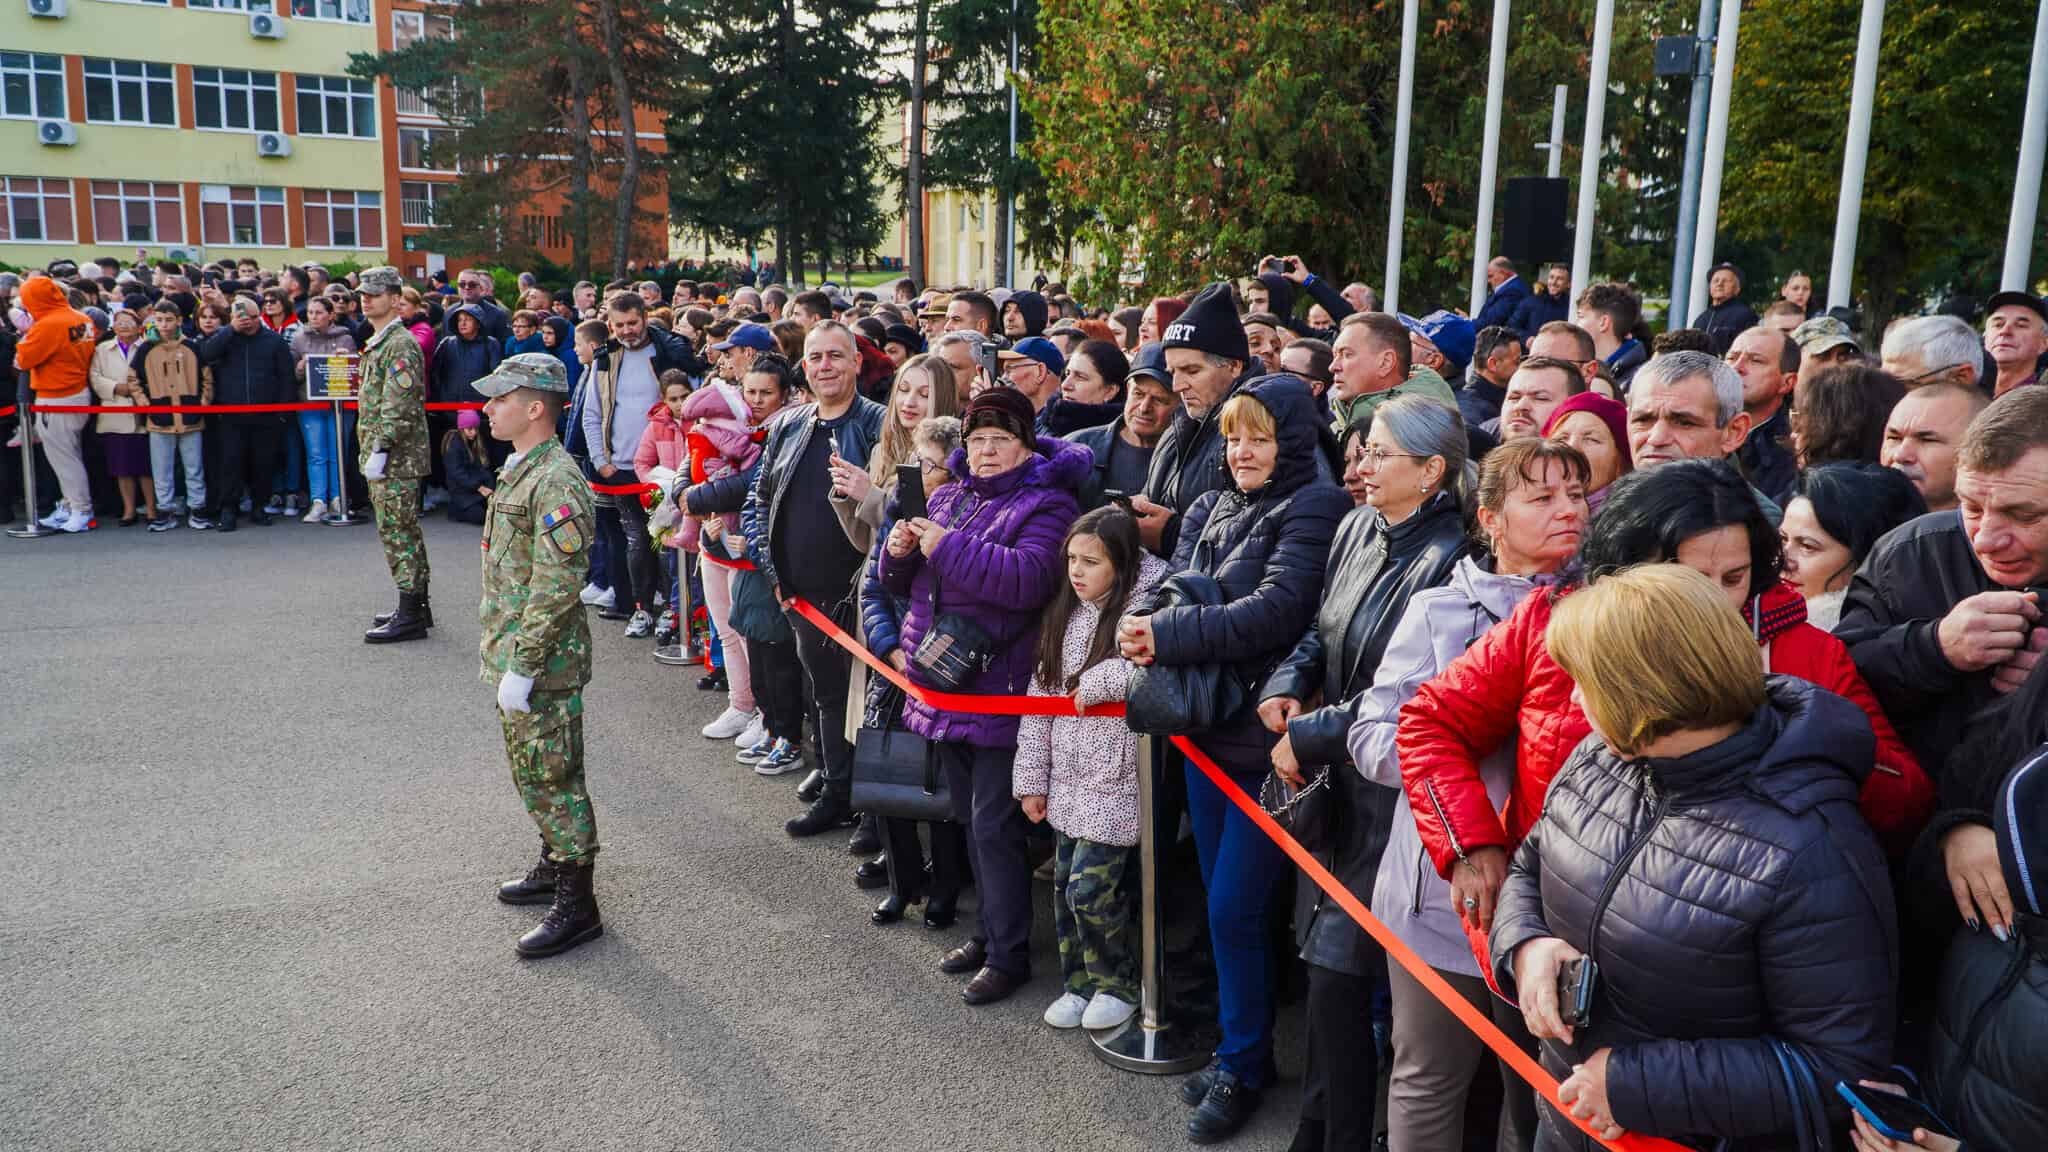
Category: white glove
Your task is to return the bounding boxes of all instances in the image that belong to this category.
[497,671,533,714]
[364,450,389,481]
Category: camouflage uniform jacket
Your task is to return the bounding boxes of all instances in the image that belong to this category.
[479,436,593,690]
[356,317,430,478]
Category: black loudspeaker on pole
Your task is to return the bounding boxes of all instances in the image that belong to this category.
[1501,177,1571,265]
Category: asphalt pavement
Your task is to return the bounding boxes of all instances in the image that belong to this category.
[0,514,1303,1151]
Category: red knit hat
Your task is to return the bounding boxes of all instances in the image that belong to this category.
[1542,391,1633,472]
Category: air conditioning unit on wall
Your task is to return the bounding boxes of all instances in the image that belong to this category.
[38,120,78,146]
[27,0,69,18]
[256,132,292,158]
[249,11,285,38]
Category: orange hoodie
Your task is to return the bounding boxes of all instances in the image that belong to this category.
[14,276,95,399]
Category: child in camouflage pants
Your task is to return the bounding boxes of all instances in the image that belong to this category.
[1012,507,1164,1032]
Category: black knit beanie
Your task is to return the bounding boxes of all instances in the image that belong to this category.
[1162,282,1250,365]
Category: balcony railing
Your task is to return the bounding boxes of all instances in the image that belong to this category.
[400,198,438,227]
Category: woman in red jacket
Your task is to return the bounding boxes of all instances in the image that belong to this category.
[1399,460,1933,938]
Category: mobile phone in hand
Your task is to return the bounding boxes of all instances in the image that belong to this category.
[1104,489,1136,512]
[1835,1082,1957,1142]
[1556,956,1598,1028]
[896,461,928,522]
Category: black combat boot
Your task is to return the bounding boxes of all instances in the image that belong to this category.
[496,840,556,905]
[516,859,603,958]
[364,591,430,644]
[784,783,856,837]
[373,581,433,629]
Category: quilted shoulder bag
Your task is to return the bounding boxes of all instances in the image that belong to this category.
[1124,571,1256,735]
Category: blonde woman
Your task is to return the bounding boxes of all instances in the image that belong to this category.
[828,354,958,555]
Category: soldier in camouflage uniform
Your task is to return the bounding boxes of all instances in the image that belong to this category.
[474,353,603,959]
[356,266,434,644]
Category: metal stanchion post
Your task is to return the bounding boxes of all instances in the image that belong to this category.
[327,397,352,523]
[1092,734,1217,1074]
[6,394,54,540]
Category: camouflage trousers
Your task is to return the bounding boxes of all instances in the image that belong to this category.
[501,688,598,864]
[1054,832,1139,1002]
[369,477,429,594]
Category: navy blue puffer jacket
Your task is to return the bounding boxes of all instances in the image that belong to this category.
[1150,374,1349,772]
[1491,678,1897,1151]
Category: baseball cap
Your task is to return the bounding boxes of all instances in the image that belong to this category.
[711,322,775,352]
[1128,341,1170,386]
[473,352,571,397]
[1792,314,1860,357]
[996,335,1066,377]
[1398,310,1477,375]
[1984,290,2048,324]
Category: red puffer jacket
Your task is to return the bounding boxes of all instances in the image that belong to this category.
[1400,580,1935,884]
[1398,586,1583,881]
[1750,580,1933,852]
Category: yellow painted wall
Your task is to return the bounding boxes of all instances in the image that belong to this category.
[0,120,382,192]
[12,1,376,73]
[0,243,382,269]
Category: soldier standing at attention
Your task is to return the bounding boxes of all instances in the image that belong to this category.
[475,353,602,958]
[358,266,434,644]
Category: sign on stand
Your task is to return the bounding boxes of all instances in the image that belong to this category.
[306,354,364,524]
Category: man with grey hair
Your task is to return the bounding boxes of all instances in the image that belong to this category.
[933,330,991,407]
[1881,314,1983,390]
[1627,349,1783,522]
[1341,282,1378,314]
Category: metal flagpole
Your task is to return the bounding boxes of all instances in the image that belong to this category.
[1004,0,1020,291]
[1384,0,1419,314]
[1545,85,1567,178]
[1570,0,1616,294]
[1668,0,1717,329]
[2003,0,2048,291]
[1827,0,1886,311]
[1092,736,1216,1073]
[1469,0,1514,319]
[1687,0,1742,325]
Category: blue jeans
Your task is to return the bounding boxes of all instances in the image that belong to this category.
[1185,759,1289,1089]
[297,408,346,504]
[272,415,304,502]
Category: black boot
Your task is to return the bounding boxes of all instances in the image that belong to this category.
[373,582,433,628]
[784,786,855,837]
[795,768,825,803]
[847,811,881,855]
[872,887,923,925]
[496,840,556,905]
[364,591,430,644]
[516,859,603,958]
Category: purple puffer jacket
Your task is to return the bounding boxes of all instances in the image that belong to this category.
[880,436,1092,747]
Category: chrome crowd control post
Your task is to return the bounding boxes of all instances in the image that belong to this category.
[6,393,53,540]
[1092,734,1216,1074]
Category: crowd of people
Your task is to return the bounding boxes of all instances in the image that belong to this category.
[6,249,2048,1152]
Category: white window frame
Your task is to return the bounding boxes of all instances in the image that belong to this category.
[305,189,381,250]
[192,67,281,135]
[0,52,66,122]
[199,184,287,248]
[295,75,376,139]
[397,126,461,173]
[390,10,455,50]
[82,59,178,129]
[92,0,171,7]
[399,180,448,227]
[91,180,184,245]
[0,176,74,244]
[291,0,369,23]
[187,0,276,12]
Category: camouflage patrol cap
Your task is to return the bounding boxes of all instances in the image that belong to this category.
[1791,314,1859,357]
[359,265,405,295]
[473,351,570,397]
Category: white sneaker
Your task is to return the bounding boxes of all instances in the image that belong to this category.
[735,713,767,748]
[59,510,93,533]
[1043,992,1089,1029]
[701,707,755,740]
[579,582,606,605]
[38,504,69,529]
[1081,992,1137,1031]
[625,609,654,638]
[302,499,328,523]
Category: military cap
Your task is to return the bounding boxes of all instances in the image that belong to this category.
[359,265,406,295]
[1791,314,1859,357]
[474,352,570,396]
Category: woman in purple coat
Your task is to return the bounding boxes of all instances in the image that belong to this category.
[881,386,1092,1007]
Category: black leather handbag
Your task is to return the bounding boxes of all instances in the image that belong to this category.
[907,496,1009,693]
[1259,767,1332,852]
[849,722,953,823]
[1125,572,1255,735]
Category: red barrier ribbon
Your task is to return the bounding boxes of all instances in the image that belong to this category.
[589,481,657,496]
[16,400,485,415]
[0,404,15,418]
[782,592,1684,1152]
[699,549,756,571]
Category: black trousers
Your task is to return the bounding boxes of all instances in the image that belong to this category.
[1294,961,1387,1152]
[787,604,854,789]
[881,816,971,903]
[746,637,806,744]
[215,419,281,513]
[595,471,659,613]
[938,740,1032,976]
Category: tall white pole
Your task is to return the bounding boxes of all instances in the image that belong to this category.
[2003,0,2048,290]
[1003,0,1019,289]
[1668,0,1717,330]
[1469,0,1514,318]
[1570,0,1615,294]
[1687,0,1742,324]
[1827,0,1885,311]
[1546,84,1567,178]
[1385,0,1419,315]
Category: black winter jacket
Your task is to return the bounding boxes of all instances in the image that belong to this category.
[431,306,503,403]
[1491,679,1897,1151]
[1692,299,1761,356]
[195,325,294,423]
[1066,417,1156,512]
[741,399,885,600]
[1263,489,1472,976]
[1144,369,1254,559]
[1151,375,1350,771]
[1835,511,2004,775]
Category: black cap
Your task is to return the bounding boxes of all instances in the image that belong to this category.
[1160,283,1250,365]
[1985,290,2048,324]
[882,323,924,354]
[962,386,1037,443]
[1129,341,1171,386]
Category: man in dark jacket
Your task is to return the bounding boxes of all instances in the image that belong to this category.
[196,293,294,530]
[999,289,1049,339]
[1134,282,1256,557]
[742,320,885,837]
[1473,257,1530,332]
[1510,264,1570,339]
[1727,326,1799,506]
[446,268,512,344]
[1068,343,1175,509]
[1691,262,1760,356]
[1246,258,1354,340]
[1576,281,1649,393]
[1462,324,1522,434]
[431,305,504,404]
[1837,387,2048,776]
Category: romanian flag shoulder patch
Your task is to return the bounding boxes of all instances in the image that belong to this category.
[541,504,583,555]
